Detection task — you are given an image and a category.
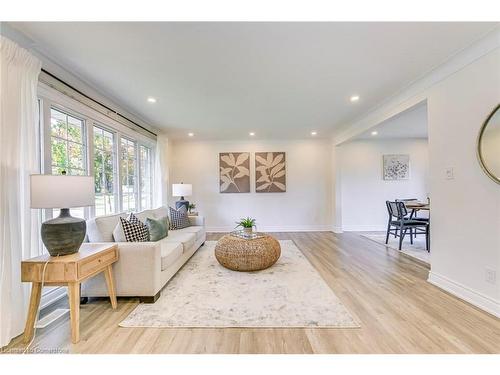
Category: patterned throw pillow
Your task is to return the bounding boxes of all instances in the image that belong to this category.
[169,206,191,230]
[119,214,150,242]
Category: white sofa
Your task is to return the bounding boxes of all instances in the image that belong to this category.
[81,206,205,303]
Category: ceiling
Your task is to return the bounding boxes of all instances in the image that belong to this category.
[355,102,428,140]
[9,22,498,140]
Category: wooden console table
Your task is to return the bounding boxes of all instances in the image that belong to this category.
[21,243,118,344]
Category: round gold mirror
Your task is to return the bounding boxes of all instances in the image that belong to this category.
[477,104,500,184]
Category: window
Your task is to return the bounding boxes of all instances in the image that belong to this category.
[140,145,153,210]
[120,138,137,212]
[50,108,86,176]
[94,126,116,216]
[50,107,86,218]
[40,85,156,220]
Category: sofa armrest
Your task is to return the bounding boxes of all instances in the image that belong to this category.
[189,215,205,227]
[82,241,162,297]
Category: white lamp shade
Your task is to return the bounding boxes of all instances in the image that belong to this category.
[172,183,192,197]
[30,175,95,208]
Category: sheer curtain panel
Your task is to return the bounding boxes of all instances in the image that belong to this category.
[154,132,170,208]
[0,36,42,347]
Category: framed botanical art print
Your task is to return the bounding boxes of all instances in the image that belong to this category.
[383,154,410,180]
[255,152,286,192]
[219,152,250,193]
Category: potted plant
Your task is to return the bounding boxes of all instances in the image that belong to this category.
[188,203,196,214]
[235,217,257,236]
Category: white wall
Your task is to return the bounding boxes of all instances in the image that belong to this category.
[426,49,500,316]
[169,140,332,232]
[333,40,500,316]
[338,138,429,231]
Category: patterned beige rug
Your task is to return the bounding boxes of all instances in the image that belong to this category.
[361,233,430,264]
[120,240,359,328]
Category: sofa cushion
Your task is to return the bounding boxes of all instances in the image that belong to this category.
[145,216,169,241]
[169,206,191,229]
[87,212,126,242]
[164,231,196,252]
[160,241,183,271]
[119,216,150,242]
[174,226,205,241]
[135,209,157,223]
[152,206,169,219]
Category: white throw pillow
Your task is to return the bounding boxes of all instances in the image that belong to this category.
[113,221,127,242]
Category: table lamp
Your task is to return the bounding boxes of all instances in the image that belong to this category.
[30,174,95,256]
[172,182,192,211]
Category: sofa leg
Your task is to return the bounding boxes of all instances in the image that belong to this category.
[80,297,89,305]
[139,291,160,304]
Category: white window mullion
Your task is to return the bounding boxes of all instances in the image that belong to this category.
[116,132,124,213]
[87,121,95,218]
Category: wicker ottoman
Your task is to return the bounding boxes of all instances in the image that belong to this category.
[214,234,281,271]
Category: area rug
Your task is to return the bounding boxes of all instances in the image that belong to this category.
[119,240,359,328]
[361,233,430,264]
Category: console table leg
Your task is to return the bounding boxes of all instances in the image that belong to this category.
[104,265,117,309]
[68,282,80,344]
[23,282,42,343]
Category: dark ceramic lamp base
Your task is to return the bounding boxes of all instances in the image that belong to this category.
[41,208,86,256]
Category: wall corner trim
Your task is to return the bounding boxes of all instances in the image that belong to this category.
[428,271,500,318]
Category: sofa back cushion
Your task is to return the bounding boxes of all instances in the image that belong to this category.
[87,212,126,242]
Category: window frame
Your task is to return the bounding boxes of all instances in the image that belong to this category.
[38,83,156,219]
[139,144,154,210]
[93,124,118,216]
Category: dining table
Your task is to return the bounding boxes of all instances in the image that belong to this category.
[404,201,430,211]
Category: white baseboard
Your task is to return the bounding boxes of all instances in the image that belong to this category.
[207,225,333,233]
[332,226,343,234]
[341,224,386,232]
[428,271,500,318]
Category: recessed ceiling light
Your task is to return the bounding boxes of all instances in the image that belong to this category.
[311,131,317,136]
[147,97,157,103]
[249,132,255,136]
[350,95,360,102]
[188,132,194,137]
[371,131,378,136]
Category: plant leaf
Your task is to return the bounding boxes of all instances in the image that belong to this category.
[255,155,267,166]
[221,175,231,183]
[220,181,230,191]
[272,181,286,191]
[270,162,284,177]
[236,166,249,176]
[234,171,247,179]
[235,153,249,166]
[221,155,235,167]
[270,153,283,167]
[229,153,236,166]
[256,165,268,173]
[257,175,270,183]
[256,182,271,191]
[266,152,273,167]
[220,167,232,176]
[273,170,285,178]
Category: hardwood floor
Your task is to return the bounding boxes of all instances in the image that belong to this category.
[3,232,500,354]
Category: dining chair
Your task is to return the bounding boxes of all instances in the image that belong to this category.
[385,201,429,252]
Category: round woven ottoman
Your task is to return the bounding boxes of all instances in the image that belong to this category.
[214,234,281,271]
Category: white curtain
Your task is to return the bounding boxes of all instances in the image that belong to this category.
[153,132,170,208]
[0,36,42,347]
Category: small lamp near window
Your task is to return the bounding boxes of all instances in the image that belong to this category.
[30,174,95,256]
[172,183,192,211]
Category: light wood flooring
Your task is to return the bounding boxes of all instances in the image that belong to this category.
[3,232,500,354]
